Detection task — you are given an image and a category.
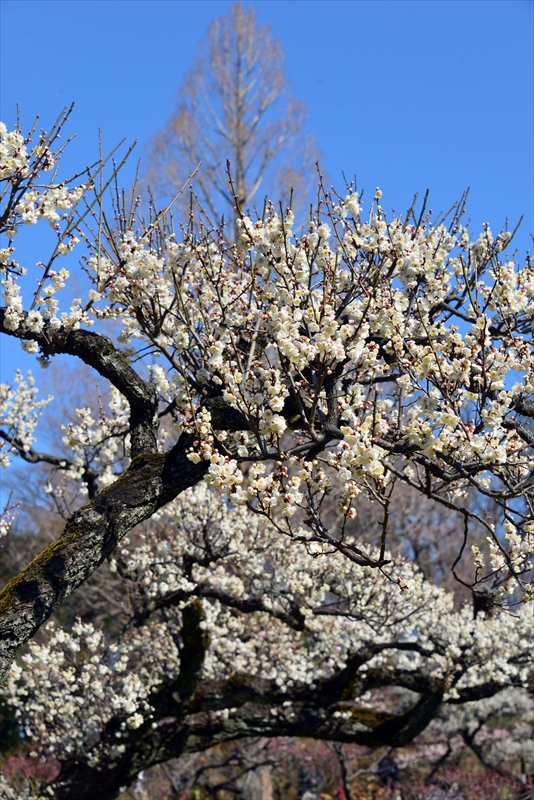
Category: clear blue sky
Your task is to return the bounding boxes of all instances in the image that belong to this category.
[1,0,533,388]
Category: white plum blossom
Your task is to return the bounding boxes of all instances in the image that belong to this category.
[0,371,51,471]
[0,122,29,179]
[2,120,533,590]
[0,112,533,798]
[4,485,533,792]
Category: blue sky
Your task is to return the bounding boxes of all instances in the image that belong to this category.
[1,0,533,389]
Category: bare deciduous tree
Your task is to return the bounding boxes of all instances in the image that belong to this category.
[145,3,319,236]
[1,109,533,800]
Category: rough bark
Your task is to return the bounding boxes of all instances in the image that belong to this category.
[0,310,159,457]
[49,674,444,800]
[0,311,210,682]
[0,440,208,683]
[41,610,454,800]
[34,618,520,799]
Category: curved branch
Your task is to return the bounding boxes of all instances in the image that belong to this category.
[0,436,208,682]
[49,672,444,800]
[0,310,158,458]
[317,643,437,704]
[0,429,76,469]
[502,417,534,447]
[0,429,100,497]
[133,583,306,632]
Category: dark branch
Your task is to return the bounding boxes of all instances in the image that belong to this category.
[133,583,306,632]
[0,310,158,458]
[49,669,444,800]
[0,435,208,682]
[0,429,100,498]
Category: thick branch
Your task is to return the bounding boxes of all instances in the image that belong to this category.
[152,598,210,713]
[502,417,534,447]
[317,642,437,703]
[49,674,443,800]
[0,310,158,457]
[0,436,208,682]
[134,584,306,632]
[514,399,534,419]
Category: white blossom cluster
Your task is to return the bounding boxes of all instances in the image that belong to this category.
[1,263,89,339]
[1,120,87,337]
[0,121,31,180]
[2,112,533,799]
[72,190,534,594]
[125,486,534,697]
[56,386,131,491]
[0,370,51,471]
[6,486,533,777]
[8,616,181,770]
[12,185,84,230]
[418,687,534,774]
[0,502,18,539]
[2,118,533,590]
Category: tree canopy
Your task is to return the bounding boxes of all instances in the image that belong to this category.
[0,110,532,798]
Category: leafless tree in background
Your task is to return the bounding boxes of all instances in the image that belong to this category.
[145,3,320,237]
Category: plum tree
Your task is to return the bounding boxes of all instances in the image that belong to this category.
[0,111,532,798]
